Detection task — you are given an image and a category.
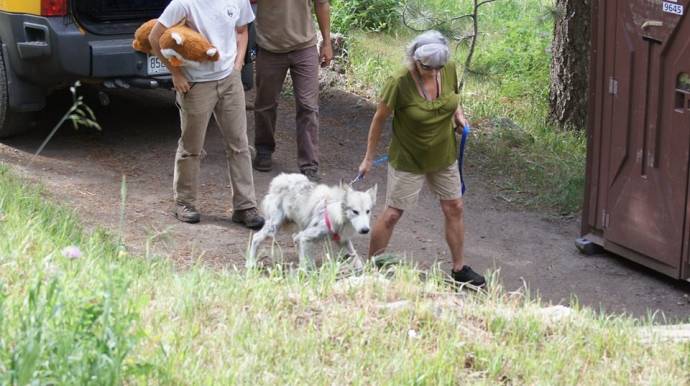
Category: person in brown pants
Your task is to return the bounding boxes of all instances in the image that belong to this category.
[252,0,333,182]
[149,0,264,229]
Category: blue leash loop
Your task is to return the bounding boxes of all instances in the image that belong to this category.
[352,124,470,194]
[458,124,470,194]
[350,155,389,185]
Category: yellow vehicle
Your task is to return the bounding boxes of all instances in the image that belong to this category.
[0,0,255,137]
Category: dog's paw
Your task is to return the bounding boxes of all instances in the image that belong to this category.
[351,255,364,271]
[245,255,258,270]
[340,253,364,270]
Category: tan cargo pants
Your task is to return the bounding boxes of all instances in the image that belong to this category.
[173,71,257,211]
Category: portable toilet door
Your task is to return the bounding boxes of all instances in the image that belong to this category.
[583,0,690,279]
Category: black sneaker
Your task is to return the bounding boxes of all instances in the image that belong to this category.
[231,207,265,230]
[451,265,486,288]
[174,203,200,223]
[253,152,272,172]
[301,168,321,182]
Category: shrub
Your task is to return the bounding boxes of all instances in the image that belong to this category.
[331,0,402,33]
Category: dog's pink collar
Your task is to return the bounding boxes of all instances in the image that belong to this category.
[323,203,341,242]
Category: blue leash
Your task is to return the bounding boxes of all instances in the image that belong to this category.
[352,124,470,193]
[458,124,470,195]
[350,155,389,185]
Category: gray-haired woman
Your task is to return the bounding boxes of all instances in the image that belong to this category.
[358,30,485,287]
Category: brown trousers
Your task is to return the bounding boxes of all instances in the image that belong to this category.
[254,45,320,170]
[174,71,257,211]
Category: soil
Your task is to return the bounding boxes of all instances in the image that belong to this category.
[1,85,689,322]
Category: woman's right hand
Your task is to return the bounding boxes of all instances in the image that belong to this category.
[358,157,373,179]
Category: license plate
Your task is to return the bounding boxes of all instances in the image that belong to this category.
[663,2,684,15]
[147,55,169,75]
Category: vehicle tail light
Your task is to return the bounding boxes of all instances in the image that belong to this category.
[41,0,68,16]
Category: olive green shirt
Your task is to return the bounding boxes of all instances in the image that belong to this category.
[380,62,460,174]
[255,0,329,53]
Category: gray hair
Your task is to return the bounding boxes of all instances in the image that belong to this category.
[405,30,450,68]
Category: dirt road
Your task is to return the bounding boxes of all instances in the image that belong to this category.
[1,86,689,321]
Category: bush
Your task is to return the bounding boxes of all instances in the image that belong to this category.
[331,0,402,33]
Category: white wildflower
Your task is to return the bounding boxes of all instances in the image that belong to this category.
[62,245,82,259]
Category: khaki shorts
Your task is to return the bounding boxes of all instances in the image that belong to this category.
[385,161,462,210]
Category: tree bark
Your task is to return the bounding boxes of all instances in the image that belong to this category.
[549,0,591,131]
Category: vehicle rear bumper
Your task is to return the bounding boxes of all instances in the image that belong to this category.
[0,12,168,86]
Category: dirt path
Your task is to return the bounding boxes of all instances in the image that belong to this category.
[1,86,689,321]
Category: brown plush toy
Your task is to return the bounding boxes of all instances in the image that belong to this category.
[132,19,220,68]
[132,19,157,54]
[159,25,220,67]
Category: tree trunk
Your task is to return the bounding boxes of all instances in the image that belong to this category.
[549,0,591,131]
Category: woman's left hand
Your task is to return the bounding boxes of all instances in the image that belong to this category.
[454,107,470,129]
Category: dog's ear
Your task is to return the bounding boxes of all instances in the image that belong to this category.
[367,184,378,204]
[339,179,352,192]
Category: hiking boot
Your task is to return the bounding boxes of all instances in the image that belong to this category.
[253,152,272,172]
[174,203,200,223]
[301,168,321,182]
[451,265,486,288]
[232,207,265,230]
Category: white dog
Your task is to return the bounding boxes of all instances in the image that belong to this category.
[247,173,377,269]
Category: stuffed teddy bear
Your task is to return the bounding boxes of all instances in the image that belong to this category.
[132,19,220,68]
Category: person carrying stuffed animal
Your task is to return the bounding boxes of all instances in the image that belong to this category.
[148,0,265,230]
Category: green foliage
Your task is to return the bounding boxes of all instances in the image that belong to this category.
[470,15,552,101]
[0,166,688,383]
[345,31,406,96]
[331,0,402,33]
[0,166,144,384]
[469,120,586,214]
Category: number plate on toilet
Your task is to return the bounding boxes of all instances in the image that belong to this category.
[147,55,169,75]
[663,2,684,15]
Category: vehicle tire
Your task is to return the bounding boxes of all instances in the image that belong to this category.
[0,49,30,139]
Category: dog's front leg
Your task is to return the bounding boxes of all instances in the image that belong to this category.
[294,226,329,270]
[344,240,364,271]
[298,240,316,271]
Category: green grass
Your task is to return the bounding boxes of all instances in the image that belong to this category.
[1,164,689,384]
[339,0,586,214]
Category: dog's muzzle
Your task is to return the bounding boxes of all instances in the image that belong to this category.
[359,228,370,235]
